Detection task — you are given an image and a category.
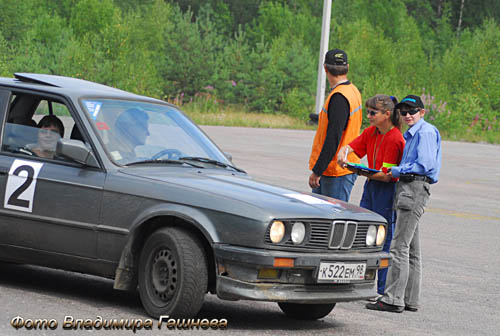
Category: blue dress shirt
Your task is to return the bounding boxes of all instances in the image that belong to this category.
[391,119,442,184]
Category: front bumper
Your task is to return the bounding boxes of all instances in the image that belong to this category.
[214,244,390,303]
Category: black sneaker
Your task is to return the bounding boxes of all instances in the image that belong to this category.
[366,300,404,313]
[405,306,418,312]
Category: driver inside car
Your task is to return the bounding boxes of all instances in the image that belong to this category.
[26,115,65,159]
[113,108,150,163]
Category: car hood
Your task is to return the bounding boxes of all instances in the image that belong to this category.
[119,167,385,222]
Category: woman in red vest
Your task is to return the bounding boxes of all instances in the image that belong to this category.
[337,94,405,296]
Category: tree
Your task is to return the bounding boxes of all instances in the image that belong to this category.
[456,0,465,36]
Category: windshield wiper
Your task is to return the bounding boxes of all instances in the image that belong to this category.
[125,159,203,168]
[179,156,246,173]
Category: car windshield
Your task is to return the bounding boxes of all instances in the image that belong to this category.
[80,99,230,166]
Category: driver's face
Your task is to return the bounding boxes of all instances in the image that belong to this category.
[38,125,61,150]
[135,119,149,146]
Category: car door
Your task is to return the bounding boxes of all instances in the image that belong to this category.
[0,89,105,260]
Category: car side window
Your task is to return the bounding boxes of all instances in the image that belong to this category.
[1,93,89,163]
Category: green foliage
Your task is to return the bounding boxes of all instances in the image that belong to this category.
[0,33,10,76]
[449,0,500,31]
[198,2,233,36]
[69,0,115,37]
[160,6,225,99]
[17,13,73,74]
[427,19,500,139]
[0,0,498,142]
[281,88,314,120]
[247,2,320,50]
[0,0,37,42]
[234,36,315,113]
[170,0,261,33]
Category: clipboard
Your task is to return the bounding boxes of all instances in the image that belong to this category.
[346,162,381,174]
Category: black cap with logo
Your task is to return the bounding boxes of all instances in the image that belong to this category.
[325,49,348,65]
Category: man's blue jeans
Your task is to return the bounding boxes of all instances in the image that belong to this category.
[312,173,357,202]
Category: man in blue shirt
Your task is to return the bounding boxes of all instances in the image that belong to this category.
[366,94,442,313]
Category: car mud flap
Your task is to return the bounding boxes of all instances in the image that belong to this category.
[114,266,136,291]
[113,239,137,291]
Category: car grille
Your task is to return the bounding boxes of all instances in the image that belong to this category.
[265,220,383,251]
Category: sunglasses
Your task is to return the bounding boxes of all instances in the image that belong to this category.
[39,128,59,136]
[399,108,420,116]
[366,109,381,116]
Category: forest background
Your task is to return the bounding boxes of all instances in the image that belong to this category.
[0,0,498,143]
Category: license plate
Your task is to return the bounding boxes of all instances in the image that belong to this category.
[317,262,366,283]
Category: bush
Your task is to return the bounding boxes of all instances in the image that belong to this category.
[426,19,500,140]
[160,6,226,99]
[233,35,315,113]
[281,88,314,120]
[247,2,320,51]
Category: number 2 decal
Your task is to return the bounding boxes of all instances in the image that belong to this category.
[4,159,43,213]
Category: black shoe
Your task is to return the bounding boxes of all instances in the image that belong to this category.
[366,300,404,313]
[405,306,418,312]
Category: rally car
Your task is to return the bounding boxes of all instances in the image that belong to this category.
[0,73,389,320]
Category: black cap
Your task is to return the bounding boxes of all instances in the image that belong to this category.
[325,49,348,65]
[395,95,424,109]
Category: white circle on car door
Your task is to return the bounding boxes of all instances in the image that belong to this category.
[4,159,44,213]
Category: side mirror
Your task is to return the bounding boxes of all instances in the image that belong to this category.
[224,152,233,162]
[56,138,99,168]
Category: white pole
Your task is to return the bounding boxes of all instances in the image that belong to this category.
[313,0,332,117]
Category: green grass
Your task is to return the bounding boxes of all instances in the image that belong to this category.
[181,103,500,144]
[182,104,317,130]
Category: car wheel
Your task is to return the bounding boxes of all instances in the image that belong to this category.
[278,302,336,320]
[138,227,207,318]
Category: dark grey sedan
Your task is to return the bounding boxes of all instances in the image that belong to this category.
[0,73,390,320]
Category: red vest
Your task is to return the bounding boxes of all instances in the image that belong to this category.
[309,83,362,176]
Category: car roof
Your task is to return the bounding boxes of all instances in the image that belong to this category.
[0,73,163,104]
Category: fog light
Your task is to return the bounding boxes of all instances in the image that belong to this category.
[258,268,280,279]
[291,222,306,245]
[365,269,376,280]
[270,221,285,243]
[376,225,386,246]
[366,225,376,246]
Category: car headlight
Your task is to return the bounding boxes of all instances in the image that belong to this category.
[269,221,285,243]
[366,225,377,246]
[376,225,386,246]
[291,222,306,245]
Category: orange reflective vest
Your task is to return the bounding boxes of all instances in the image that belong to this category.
[309,83,362,176]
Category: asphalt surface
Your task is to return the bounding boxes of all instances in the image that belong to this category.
[1,125,499,336]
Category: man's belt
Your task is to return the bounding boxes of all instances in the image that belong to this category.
[399,174,432,183]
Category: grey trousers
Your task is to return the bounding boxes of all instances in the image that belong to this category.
[381,180,430,308]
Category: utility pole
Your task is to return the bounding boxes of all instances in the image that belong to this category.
[310,0,332,123]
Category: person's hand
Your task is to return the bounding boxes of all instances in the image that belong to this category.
[345,165,359,173]
[309,172,321,189]
[386,167,393,178]
[337,146,349,167]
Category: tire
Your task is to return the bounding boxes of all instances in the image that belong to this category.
[138,227,207,318]
[278,302,336,320]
